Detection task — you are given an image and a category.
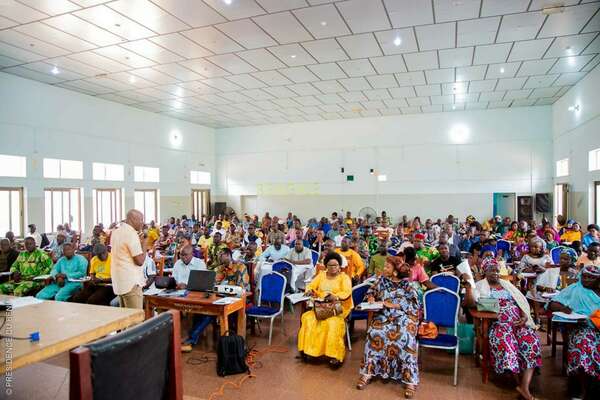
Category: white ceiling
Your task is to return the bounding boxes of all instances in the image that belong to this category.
[0,0,598,128]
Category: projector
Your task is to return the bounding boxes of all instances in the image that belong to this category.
[215,284,243,297]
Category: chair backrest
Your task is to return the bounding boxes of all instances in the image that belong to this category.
[430,273,460,293]
[70,310,182,400]
[496,239,511,253]
[258,272,286,310]
[310,249,319,266]
[390,237,400,247]
[271,260,293,273]
[423,287,460,331]
[351,282,371,306]
[387,248,398,256]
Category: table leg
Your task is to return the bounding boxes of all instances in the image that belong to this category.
[237,308,246,339]
[219,313,229,336]
[482,319,490,384]
[144,299,153,319]
[551,323,558,357]
[473,318,481,367]
[561,328,569,376]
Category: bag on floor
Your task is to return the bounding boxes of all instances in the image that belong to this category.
[417,321,438,339]
[217,330,249,377]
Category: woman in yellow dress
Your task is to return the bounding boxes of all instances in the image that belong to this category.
[298,251,353,366]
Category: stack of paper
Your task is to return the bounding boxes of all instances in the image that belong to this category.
[33,274,52,281]
[69,276,91,282]
[143,283,164,296]
[6,296,44,309]
[553,311,588,320]
[358,302,384,311]
[285,293,311,304]
[213,297,239,305]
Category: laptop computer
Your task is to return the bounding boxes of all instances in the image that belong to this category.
[187,270,216,292]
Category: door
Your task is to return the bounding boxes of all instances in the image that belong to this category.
[493,193,516,219]
[554,183,569,221]
[241,195,257,216]
[191,189,210,219]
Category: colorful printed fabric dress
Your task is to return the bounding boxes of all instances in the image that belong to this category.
[488,287,542,374]
[360,277,421,385]
[567,325,600,378]
[0,249,53,296]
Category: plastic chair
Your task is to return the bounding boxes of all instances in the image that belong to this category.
[311,249,319,266]
[387,248,398,256]
[431,273,460,293]
[247,272,287,345]
[419,287,461,386]
[346,282,371,351]
[496,239,511,254]
[271,260,293,273]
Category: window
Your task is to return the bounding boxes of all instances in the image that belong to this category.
[554,183,568,221]
[43,158,83,179]
[190,170,211,185]
[44,188,82,233]
[134,166,159,183]
[0,188,23,237]
[134,189,158,223]
[93,162,124,181]
[556,158,569,177]
[93,189,122,227]
[0,155,26,177]
[191,189,210,218]
[589,148,600,171]
[595,182,600,226]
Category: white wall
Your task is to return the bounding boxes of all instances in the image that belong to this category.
[552,65,600,224]
[215,106,554,222]
[0,72,215,234]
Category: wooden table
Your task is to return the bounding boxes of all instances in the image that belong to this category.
[144,292,246,338]
[0,296,144,374]
[469,308,498,384]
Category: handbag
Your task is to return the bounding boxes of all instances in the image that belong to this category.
[313,300,343,320]
[417,321,438,339]
[477,297,500,313]
[154,276,175,289]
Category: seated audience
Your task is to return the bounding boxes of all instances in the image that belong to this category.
[298,252,352,367]
[403,247,436,291]
[206,232,228,270]
[577,242,600,268]
[46,232,67,263]
[0,238,19,273]
[582,224,600,250]
[367,245,388,276]
[285,238,314,290]
[36,242,88,301]
[26,223,42,247]
[259,235,290,262]
[521,237,557,291]
[560,220,582,243]
[335,237,365,283]
[464,258,541,400]
[0,237,53,296]
[549,265,600,398]
[357,256,420,398]
[427,243,461,274]
[72,244,114,305]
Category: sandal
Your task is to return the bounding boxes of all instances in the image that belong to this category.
[329,358,342,369]
[356,375,370,390]
[404,384,416,399]
[516,386,535,400]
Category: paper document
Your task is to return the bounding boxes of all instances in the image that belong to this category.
[213,297,239,305]
[143,283,164,296]
[3,296,44,309]
[69,276,91,282]
[0,272,12,277]
[33,274,51,281]
[553,311,588,320]
[286,293,310,304]
[157,289,186,297]
[358,302,383,311]
[541,292,559,299]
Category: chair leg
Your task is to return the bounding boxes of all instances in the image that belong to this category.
[346,323,352,351]
[268,318,274,345]
[453,346,459,386]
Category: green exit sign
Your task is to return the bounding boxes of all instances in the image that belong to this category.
[346,175,354,182]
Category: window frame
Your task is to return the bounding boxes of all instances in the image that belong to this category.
[44,187,82,233]
[93,188,123,227]
[134,189,158,223]
[134,166,160,183]
[190,170,211,185]
[589,148,600,172]
[0,187,24,237]
[555,158,569,177]
[43,158,83,180]
[191,189,211,219]
[92,162,125,181]
[0,154,27,178]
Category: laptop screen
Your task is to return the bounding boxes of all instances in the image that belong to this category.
[187,270,216,292]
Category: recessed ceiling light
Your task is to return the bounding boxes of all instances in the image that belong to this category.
[51,66,60,75]
[568,104,580,112]
[500,67,505,73]
[320,21,327,26]
[393,36,402,47]
[290,54,297,58]
[175,86,184,97]
[223,0,232,5]
[129,75,136,83]
[452,105,456,110]
[567,57,576,66]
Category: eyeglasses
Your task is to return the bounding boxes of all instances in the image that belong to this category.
[326,263,339,267]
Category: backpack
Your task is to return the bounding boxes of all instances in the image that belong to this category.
[216,330,249,377]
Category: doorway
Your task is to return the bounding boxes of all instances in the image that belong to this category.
[191,189,211,219]
[493,193,516,219]
[554,183,568,221]
[241,195,257,217]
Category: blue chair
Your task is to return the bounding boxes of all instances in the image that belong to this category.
[496,239,511,257]
[346,282,372,351]
[311,249,319,266]
[431,273,460,293]
[272,260,293,273]
[387,248,398,256]
[247,272,287,345]
[390,237,400,247]
[419,287,460,386]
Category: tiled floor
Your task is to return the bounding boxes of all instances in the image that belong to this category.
[1,312,578,400]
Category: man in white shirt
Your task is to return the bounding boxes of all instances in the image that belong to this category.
[259,236,290,262]
[211,221,226,238]
[27,224,42,247]
[110,210,147,309]
[173,245,207,289]
[285,239,314,291]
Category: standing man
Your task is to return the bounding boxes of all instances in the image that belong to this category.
[111,209,147,309]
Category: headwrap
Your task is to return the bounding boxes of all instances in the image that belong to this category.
[481,256,498,272]
[466,215,475,223]
[529,236,546,251]
[560,247,578,263]
[414,233,425,240]
[582,265,600,277]
[480,244,497,257]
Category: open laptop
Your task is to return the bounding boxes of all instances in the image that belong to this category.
[187,270,216,293]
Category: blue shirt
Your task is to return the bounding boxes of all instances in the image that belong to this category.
[582,233,599,249]
[52,254,88,280]
[259,245,291,262]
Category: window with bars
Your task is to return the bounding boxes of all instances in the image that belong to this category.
[44,188,82,233]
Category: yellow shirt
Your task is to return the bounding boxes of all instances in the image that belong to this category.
[147,229,159,247]
[90,254,111,280]
[219,220,231,229]
[335,248,365,279]
[560,230,582,243]
[199,235,213,250]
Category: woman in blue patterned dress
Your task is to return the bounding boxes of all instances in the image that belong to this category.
[356,256,420,399]
[549,265,600,399]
